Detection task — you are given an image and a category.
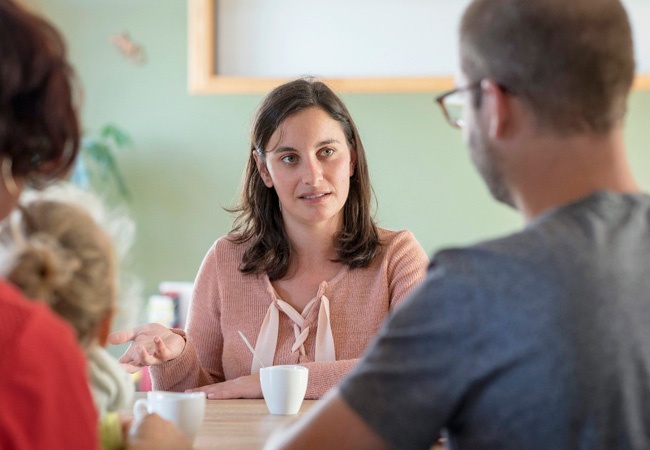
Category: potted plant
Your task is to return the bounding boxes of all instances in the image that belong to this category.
[70,123,132,202]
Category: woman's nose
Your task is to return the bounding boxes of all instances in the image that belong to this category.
[302,159,323,185]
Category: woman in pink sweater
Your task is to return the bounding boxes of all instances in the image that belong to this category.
[110,78,429,399]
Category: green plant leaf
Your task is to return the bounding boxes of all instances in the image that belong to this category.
[101,124,133,148]
[75,123,133,201]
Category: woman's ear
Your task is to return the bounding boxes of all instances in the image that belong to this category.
[252,151,273,188]
[349,148,357,177]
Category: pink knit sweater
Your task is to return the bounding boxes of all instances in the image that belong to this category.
[150,228,429,399]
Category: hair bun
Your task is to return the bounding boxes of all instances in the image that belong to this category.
[8,232,81,303]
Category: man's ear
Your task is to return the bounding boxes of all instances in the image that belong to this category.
[481,79,511,140]
[253,151,273,188]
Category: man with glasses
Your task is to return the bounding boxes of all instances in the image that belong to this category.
[265,0,650,449]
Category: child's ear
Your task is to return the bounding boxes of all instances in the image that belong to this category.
[97,309,115,347]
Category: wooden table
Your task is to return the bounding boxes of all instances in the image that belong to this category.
[190,398,314,449]
[124,393,445,449]
[123,393,314,449]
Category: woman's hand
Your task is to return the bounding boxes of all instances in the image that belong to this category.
[186,373,262,399]
[107,323,186,373]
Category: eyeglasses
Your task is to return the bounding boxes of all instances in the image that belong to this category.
[434,81,482,129]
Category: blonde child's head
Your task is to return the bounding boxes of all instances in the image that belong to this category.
[1,195,117,348]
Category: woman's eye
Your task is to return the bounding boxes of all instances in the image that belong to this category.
[321,147,335,157]
[281,154,297,163]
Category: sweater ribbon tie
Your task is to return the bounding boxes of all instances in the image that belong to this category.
[251,294,335,374]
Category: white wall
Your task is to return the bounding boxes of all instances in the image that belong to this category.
[215,0,650,78]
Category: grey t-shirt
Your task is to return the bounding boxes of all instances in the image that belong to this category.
[340,191,650,450]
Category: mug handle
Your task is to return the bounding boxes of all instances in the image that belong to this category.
[133,398,149,421]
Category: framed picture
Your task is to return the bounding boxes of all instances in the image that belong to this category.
[188,0,650,94]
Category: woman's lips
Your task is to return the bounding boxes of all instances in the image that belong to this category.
[299,192,330,201]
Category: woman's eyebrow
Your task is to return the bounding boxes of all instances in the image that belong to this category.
[270,139,342,153]
[270,145,297,154]
[316,139,340,147]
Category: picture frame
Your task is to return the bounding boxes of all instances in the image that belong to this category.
[188,0,650,94]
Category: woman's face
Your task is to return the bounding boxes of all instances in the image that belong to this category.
[255,106,356,233]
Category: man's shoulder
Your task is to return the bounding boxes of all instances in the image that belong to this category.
[423,190,650,299]
[431,230,535,273]
[528,190,650,235]
[430,190,650,271]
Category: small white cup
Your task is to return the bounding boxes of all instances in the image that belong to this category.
[260,365,308,415]
[133,391,206,440]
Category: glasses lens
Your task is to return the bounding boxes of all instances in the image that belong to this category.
[443,91,465,127]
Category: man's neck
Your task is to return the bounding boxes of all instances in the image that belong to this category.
[507,126,639,222]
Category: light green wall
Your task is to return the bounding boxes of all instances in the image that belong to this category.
[32,0,650,306]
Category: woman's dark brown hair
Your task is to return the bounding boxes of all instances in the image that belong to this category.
[229,78,380,281]
[0,0,80,182]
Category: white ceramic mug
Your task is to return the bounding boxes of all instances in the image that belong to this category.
[133,391,206,440]
[260,365,309,415]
